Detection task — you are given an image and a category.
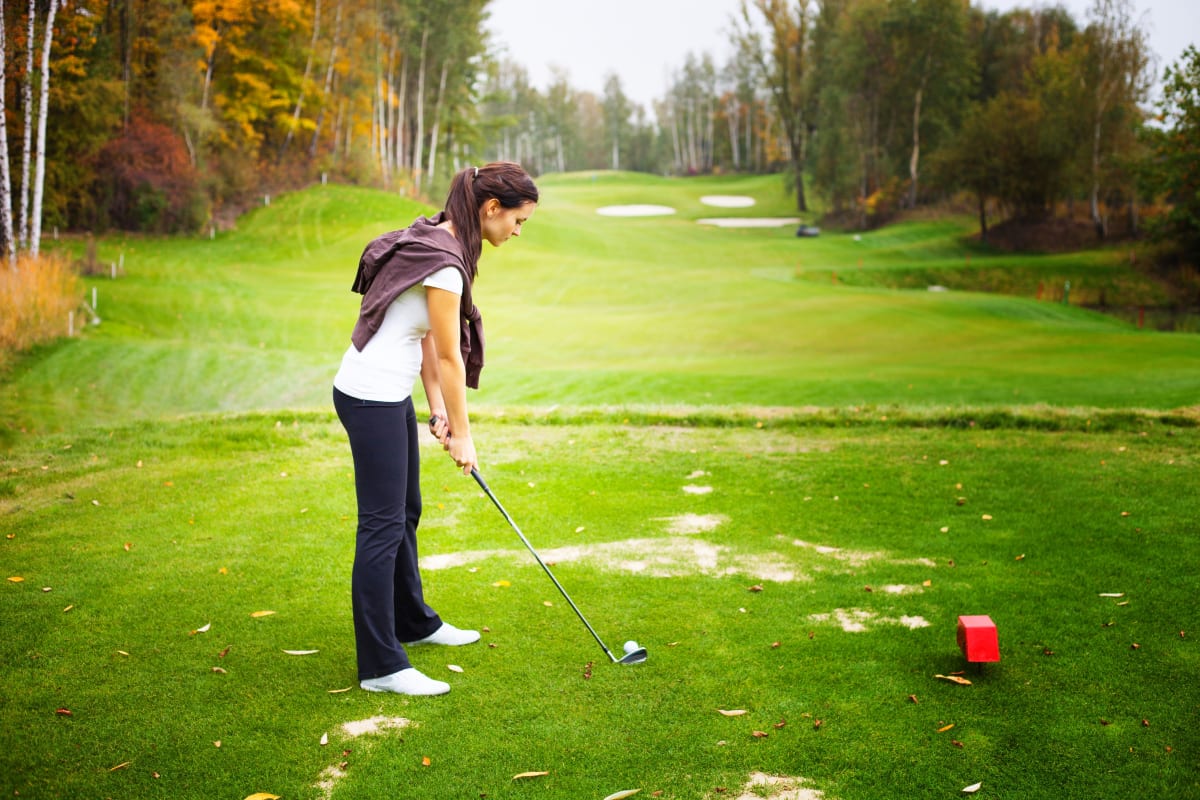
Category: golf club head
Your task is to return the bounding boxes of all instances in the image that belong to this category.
[617,647,648,665]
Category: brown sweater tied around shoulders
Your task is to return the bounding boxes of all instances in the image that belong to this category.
[349,212,485,389]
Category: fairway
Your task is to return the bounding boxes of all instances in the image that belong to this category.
[2,173,1198,799]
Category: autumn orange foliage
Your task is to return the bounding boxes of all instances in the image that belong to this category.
[0,253,80,362]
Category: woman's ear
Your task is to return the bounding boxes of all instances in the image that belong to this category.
[482,198,500,218]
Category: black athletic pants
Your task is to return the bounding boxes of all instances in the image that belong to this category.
[333,387,442,680]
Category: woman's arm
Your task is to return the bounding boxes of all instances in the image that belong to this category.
[426,286,476,475]
[419,334,449,444]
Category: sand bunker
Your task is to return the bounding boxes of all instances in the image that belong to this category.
[596,204,676,216]
[733,773,825,800]
[698,217,801,228]
[701,195,756,208]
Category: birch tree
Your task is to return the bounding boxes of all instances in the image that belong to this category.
[279,0,322,161]
[30,0,62,257]
[732,0,814,211]
[1082,0,1152,238]
[886,0,971,207]
[0,0,14,264]
[18,0,34,250]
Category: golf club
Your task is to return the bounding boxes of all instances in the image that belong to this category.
[470,467,647,665]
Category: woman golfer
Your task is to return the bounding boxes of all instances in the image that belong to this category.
[333,162,538,695]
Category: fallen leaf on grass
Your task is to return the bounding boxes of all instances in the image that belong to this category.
[603,790,642,800]
[63,605,73,613]
[191,623,211,635]
[250,610,275,618]
[773,718,787,729]
[327,687,353,694]
[938,724,956,733]
[512,771,549,780]
[282,649,319,656]
[422,757,431,767]
[752,730,769,738]
[717,709,748,716]
[244,794,281,800]
[447,664,463,673]
[320,733,329,746]
[109,762,131,771]
[747,584,763,592]
[962,782,982,794]
[952,739,964,748]
[218,645,232,658]
[212,667,227,674]
[55,708,72,716]
[1098,593,1125,598]
[492,580,511,588]
[909,695,919,704]
[935,674,973,685]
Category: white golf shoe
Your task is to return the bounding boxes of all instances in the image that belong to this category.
[360,668,450,696]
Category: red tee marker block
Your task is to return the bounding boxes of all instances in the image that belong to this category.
[957,615,1000,663]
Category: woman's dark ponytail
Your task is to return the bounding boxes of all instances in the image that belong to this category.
[442,161,539,278]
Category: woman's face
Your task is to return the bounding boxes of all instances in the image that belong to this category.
[480,200,537,247]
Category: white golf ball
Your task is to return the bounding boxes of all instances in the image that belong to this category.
[623,640,639,654]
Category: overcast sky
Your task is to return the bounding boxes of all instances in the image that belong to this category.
[486,0,1195,111]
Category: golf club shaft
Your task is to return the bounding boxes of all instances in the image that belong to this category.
[471,468,617,662]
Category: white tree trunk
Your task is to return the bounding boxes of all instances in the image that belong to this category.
[309,0,341,157]
[281,0,320,160]
[30,0,60,258]
[726,97,740,171]
[908,82,924,208]
[395,51,407,172]
[426,59,449,184]
[18,0,34,250]
[0,0,15,264]
[411,26,428,195]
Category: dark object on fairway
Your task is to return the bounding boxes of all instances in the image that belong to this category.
[471,468,648,665]
[957,615,1000,663]
[795,225,821,237]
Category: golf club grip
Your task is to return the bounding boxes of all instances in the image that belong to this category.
[470,467,489,492]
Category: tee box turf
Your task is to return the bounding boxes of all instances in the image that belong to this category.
[957,615,1000,663]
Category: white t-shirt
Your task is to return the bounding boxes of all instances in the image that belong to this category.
[333,266,464,401]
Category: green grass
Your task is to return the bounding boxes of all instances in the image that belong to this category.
[5,174,1199,436]
[3,416,1196,798]
[2,172,1199,799]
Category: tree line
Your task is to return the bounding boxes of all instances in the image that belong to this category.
[0,0,1195,263]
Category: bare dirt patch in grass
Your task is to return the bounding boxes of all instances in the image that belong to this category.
[728,772,826,800]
